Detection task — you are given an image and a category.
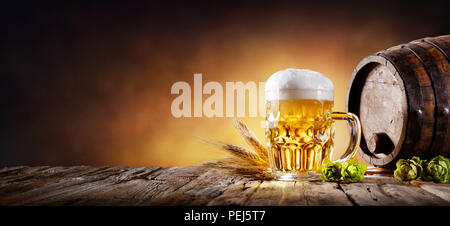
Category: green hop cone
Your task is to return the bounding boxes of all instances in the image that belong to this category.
[318,159,342,182]
[341,160,367,183]
[393,156,423,181]
[422,155,450,183]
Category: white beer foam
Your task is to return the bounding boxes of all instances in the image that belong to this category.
[265,68,334,101]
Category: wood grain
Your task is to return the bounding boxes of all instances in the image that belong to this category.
[347,34,450,168]
[0,166,449,206]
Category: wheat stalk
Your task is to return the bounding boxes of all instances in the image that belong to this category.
[199,119,271,179]
[203,156,271,179]
[198,138,266,165]
[232,118,269,161]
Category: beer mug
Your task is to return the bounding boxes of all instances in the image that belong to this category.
[265,69,361,180]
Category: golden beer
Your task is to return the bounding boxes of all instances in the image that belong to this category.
[265,68,361,180]
[266,99,334,173]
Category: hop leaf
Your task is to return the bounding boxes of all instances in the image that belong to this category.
[318,159,342,182]
[393,156,423,181]
[422,155,450,183]
[341,160,367,183]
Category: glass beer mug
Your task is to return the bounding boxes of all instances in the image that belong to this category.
[265,69,361,180]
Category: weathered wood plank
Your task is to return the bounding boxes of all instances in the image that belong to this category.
[72,166,203,206]
[339,183,396,206]
[0,166,448,206]
[0,166,129,205]
[417,183,450,202]
[206,180,262,206]
[0,166,53,184]
[0,166,109,197]
[0,166,28,174]
[379,183,449,205]
[146,168,246,206]
[33,166,162,206]
[303,181,354,206]
[339,178,450,206]
[138,166,211,205]
[243,180,352,206]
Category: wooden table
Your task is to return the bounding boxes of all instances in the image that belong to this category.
[1,166,449,206]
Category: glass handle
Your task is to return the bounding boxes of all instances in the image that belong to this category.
[330,112,361,163]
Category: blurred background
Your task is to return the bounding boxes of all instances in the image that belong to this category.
[1,0,449,167]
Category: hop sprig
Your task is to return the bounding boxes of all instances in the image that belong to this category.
[394,156,423,181]
[341,160,367,183]
[318,159,367,183]
[422,155,450,183]
[394,155,450,183]
[318,159,342,182]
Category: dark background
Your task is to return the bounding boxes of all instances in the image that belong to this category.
[1,0,449,167]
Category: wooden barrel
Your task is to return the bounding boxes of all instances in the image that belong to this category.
[346,34,449,169]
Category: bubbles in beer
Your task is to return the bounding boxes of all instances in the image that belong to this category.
[314,119,331,143]
[266,99,334,173]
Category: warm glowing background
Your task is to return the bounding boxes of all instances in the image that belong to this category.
[2,1,449,167]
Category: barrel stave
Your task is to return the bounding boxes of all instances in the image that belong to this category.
[347,35,450,168]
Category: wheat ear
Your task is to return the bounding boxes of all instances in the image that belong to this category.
[232,118,269,161]
[203,156,271,179]
[197,137,266,165]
